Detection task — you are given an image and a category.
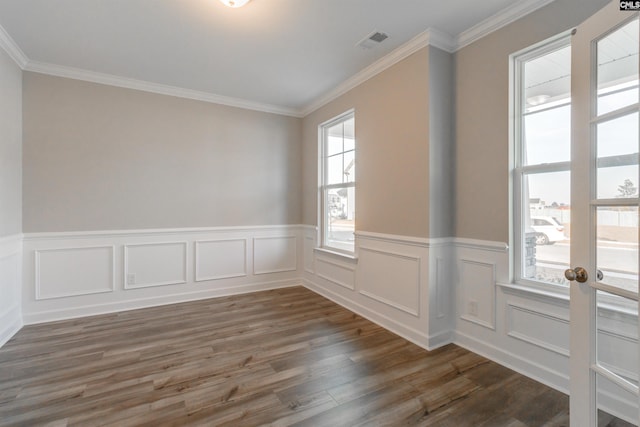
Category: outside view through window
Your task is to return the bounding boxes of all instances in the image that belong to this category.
[520,21,639,293]
[322,114,355,253]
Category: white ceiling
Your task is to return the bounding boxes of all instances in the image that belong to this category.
[0,0,554,116]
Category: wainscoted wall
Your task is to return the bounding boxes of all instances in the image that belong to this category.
[302,226,454,350]
[11,226,640,422]
[452,239,638,423]
[21,226,302,324]
[0,234,22,347]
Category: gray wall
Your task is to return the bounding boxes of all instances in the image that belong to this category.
[22,73,302,232]
[427,46,454,239]
[454,0,610,242]
[303,48,431,238]
[0,48,22,237]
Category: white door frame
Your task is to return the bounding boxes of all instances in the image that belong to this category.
[570,2,639,426]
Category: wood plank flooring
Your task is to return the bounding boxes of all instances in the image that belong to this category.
[0,286,584,426]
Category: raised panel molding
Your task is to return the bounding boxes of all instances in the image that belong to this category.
[253,236,297,275]
[506,302,570,357]
[316,257,355,290]
[458,259,496,330]
[124,242,188,289]
[21,226,302,325]
[35,246,115,299]
[357,246,420,317]
[195,239,247,282]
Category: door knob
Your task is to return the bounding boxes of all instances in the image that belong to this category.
[565,267,588,283]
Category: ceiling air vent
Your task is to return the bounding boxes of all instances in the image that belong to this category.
[356,31,389,50]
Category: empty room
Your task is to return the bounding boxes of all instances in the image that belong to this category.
[0,0,638,425]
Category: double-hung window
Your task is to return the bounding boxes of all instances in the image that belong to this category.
[513,36,572,287]
[319,110,355,254]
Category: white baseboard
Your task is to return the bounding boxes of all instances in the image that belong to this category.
[304,278,451,351]
[23,279,300,324]
[21,225,304,325]
[0,304,22,348]
[0,233,22,347]
[454,329,569,394]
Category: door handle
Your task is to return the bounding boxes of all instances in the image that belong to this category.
[564,267,588,283]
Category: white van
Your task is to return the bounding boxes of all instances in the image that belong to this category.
[531,216,566,245]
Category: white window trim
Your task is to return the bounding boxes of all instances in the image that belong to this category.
[511,32,572,294]
[318,109,356,256]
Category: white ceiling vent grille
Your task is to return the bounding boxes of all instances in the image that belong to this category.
[356,31,389,49]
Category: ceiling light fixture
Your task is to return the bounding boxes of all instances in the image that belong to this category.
[526,94,550,106]
[219,0,251,7]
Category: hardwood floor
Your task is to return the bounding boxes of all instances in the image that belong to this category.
[0,286,575,426]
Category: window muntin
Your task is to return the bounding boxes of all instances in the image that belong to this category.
[320,111,355,253]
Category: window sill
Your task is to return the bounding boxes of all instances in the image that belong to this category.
[497,281,569,304]
[314,247,358,262]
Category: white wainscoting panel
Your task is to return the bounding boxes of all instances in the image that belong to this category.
[124,242,187,289]
[357,246,420,317]
[253,236,297,275]
[316,256,355,290]
[304,230,452,350]
[36,246,115,299]
[506,302,569,357]
[452,239,572,396]
[0,234,22,348]
[21,226,302,324]
[458,258,496,330]
[195,239,247,282]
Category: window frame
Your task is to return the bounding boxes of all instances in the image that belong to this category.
[511,33,572,292]
[318,109,356,255]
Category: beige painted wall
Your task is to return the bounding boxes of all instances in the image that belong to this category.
[0,49,22,237]
[303,48,431,238]
[23,73,302,232]
[454,0,609,242]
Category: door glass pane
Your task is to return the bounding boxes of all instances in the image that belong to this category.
[522,171,570,284]
[596,206,639,294]
[597,18,639,116]
[596,289,639,426]
[596,373,638,426]
[596,113,639,199]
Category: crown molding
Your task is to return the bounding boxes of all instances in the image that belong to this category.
[0,24,28,68]
[23,60,303,117]
[456,0,557,50]
[426,27,457,53]
[301,28,455,117]
[1,1,557,118]
[300,0,559,116]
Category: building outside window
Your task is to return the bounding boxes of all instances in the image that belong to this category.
[319,110,355,254]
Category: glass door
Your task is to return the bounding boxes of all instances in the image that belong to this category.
[569,2,639,426]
